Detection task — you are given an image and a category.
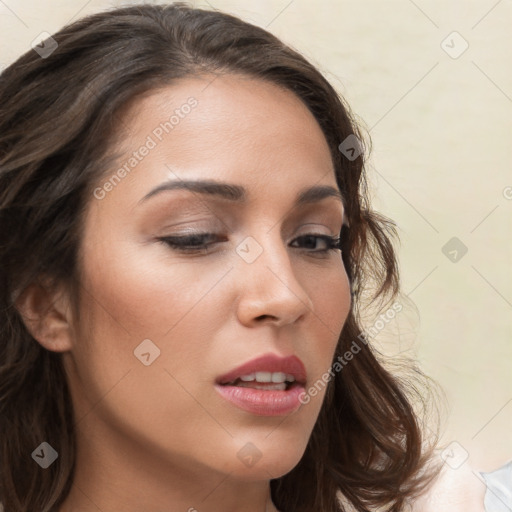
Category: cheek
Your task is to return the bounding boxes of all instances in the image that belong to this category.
[296,261,351,407]
[304,258,351,343]
[68,244,236,456]
[73,230,242,402]
[318,263,351,324]
[77,239,232,363]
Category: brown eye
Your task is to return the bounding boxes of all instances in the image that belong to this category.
[290,234,341,253]
[157,233,342,256]
[158,233,221,253]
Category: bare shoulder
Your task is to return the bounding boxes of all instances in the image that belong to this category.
[409,461,486,512]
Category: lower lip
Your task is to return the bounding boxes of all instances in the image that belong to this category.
[214,383,305,416]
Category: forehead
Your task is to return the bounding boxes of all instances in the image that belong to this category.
[119,74,332,161]
[95,74,339,211]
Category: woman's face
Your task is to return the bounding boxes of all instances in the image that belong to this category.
[64,74,351,483]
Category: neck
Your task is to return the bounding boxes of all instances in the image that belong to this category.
[58,416,279,512]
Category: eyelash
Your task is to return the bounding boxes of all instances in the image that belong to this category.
[157,232,342,255]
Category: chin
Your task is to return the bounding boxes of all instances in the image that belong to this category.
[230,457,303,482]
[216,434,309,481]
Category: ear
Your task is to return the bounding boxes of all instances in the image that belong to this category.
[14,276,74,352]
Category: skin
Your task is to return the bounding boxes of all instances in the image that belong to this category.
[18,74,351,512]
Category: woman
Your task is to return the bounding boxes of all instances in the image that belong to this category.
[0,3,502,511]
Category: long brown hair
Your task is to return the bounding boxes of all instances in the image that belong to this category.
[0,3,442,511]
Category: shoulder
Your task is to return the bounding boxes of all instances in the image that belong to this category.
[409,459,486,512]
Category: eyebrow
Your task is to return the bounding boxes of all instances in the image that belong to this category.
[138,179,345,209]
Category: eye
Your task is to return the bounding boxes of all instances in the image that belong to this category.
[290,234,341,255]
[157,233,221,253]
[157,232,342,255]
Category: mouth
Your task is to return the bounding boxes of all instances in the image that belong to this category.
[218,372,301,391]
[214,353,307,416]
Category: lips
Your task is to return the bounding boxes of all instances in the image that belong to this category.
[214,353,308,416]
[215,353,307,386]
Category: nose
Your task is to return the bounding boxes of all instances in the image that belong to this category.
[235,234,314,328]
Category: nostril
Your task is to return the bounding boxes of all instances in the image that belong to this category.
[256,314,276,321]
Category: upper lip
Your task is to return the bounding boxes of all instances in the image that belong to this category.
[216,353,307,385]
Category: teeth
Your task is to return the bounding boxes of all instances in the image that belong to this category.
[254,371,272,382]
[236,382,287,391]
[271,372,286,383]
[234,372,296,384]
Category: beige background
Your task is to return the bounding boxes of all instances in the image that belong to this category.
[1,0,510,473]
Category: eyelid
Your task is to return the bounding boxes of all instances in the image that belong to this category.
[295,221,343,238]
[158,231,342,255]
